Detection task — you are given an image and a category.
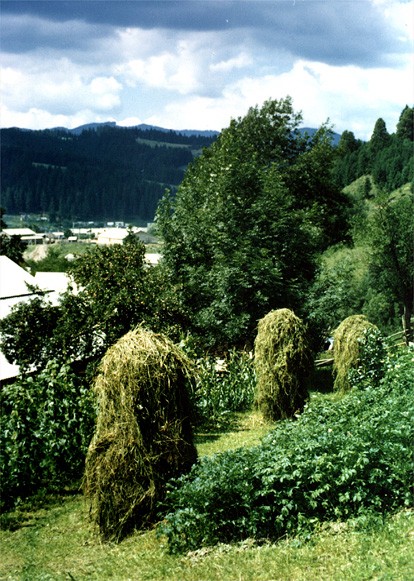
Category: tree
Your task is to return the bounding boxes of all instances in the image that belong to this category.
[370,117,390,157]
[396,105,414,141]
[157,98,348,349]
[0,234,27,265]
[0,236,185,371]
[0,207,7,230]
[366,189,414,343]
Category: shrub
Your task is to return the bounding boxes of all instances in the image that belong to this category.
[348,326,387,390]
[158,347,414,553]
[83,327,198,542]
[193,349,256,428]
[254,309,313,421]
[0,361,95,511]
[333,315,379,392]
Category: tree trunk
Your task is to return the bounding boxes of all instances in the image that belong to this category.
[402,303,413,345]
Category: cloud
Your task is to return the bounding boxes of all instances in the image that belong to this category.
[0,1,412,138]
[2,0,410,67]
[145,55,413,139]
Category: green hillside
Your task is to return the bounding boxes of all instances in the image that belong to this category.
[0,125,216,223]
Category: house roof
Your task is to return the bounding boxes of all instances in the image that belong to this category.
[1,228,37,237]
[145,253,162,266]
[0,255,38,299]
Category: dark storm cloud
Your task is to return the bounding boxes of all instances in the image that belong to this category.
[0,0,406,67]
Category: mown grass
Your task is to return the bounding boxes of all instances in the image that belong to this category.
[1,408,413,580]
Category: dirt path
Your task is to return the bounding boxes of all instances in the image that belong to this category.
[24,244,49,262]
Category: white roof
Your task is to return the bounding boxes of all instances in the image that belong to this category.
[0,257,39,382]
[0,255,38,299]
[145,253,162,266]
[0,351,21,382]
[35,271,73,293]
[0,259,77,381]
[97,228,129,240]
[1,228,36,237]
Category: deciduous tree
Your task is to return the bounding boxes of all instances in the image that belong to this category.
[157,98,348,349]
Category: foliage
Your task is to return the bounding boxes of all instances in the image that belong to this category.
[333,108,414,191]
[0,237,186,372]
[0,361,95,511]
[0,206,7,229]
[396,105,414,141]
[306,184,413,339]
[348,327,387,391]
[26,244,72,272]
[192,349,256,428]
[0,295,60,370]
[0,234,27,265]
[332,315,379,393]
[158,347,414,554]
[364,189,414,343]
[254,309,313,421]
[158,98,348,349]
[83,327,198,542]
[305,244,369,337]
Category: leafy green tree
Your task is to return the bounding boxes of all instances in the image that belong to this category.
[0,295,60,370]
[366,189,414,343]
[396,105,414,141]
[305,244,369,337]
[157,98,348,349]
[0,236,185,371]
[0,207,7,230]
[0,234,27,265]
[370,117,391,157]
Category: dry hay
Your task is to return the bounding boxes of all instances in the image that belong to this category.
[83,326,198,542]
[254,308,313,422]
[332,314,377,393]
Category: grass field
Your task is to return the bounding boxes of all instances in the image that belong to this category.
[1,411,413,581]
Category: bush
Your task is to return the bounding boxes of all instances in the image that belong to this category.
[348,326,387,390]
[193,349,256,428]
[0,361,95,511]
[157,347,414,553]
[254,309,313,421]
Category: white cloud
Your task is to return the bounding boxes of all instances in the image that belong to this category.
[1,1,412,137]
[210,53,252,73]
[143,55,413,139]
[0,104,106,131]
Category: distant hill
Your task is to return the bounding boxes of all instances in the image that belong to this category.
[299,127,342,146]
[49,121,219,139]
[0,122,343,224]
[0,125,217,224]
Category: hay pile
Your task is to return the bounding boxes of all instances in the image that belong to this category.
[332,314,377,393]
[83,327,198,542]
[254,309,313,422]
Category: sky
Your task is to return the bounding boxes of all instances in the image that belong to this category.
[1,0,413,140]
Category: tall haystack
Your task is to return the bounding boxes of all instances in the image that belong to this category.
[83,327,198,542]
[332,314,377,393]
[254,309,313,422]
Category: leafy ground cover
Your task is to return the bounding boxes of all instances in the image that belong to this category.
[158,345,413,554]
[1,403,413,580]
[1,346,413,579]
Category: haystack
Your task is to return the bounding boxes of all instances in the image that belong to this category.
[254,309,313,422]
[83,327,198,542]
[332,314,377,393]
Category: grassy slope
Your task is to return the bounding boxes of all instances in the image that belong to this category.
[1,409,413,581]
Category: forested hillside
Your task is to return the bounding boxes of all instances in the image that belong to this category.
[333,105,413,191]
[0,125,216,223]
